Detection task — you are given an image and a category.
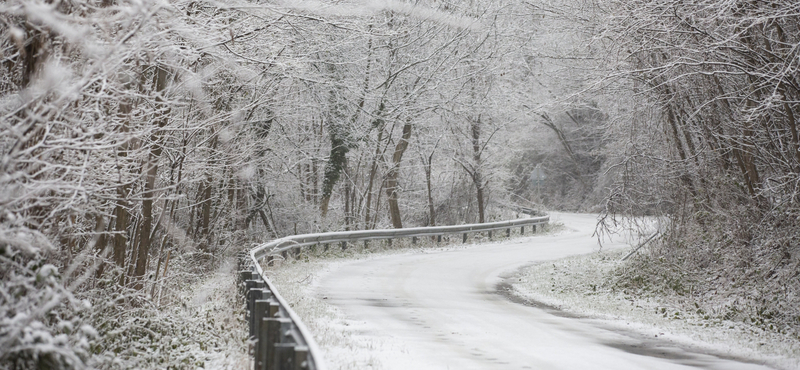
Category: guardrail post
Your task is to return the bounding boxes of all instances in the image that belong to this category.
[248,284,266,337]
[274,343,296,370]
[506,228,511,237]
[532,224,537,233]
[364,240,369,249]
[254,299,269,370]
[387,238,392,247]
[265,317,278,370]
[293,346,309,370]
[265,318,292,370]
[462,233,467,243]
[240,269,255,295]
[245,277,264,306]
[340,241,347,250]
[488,230,492,239]
[520,226,524,235]
[436,235,441,243]
[412,236,417,244]
[259,318,270,370]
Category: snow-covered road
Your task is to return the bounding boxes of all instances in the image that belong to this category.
[316,213,774,370]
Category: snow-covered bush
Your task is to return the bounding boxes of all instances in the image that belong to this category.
[0,227,95,369]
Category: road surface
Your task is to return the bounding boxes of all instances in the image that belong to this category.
[316,213,773,370]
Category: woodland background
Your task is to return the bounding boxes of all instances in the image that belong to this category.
[1,0,799,368]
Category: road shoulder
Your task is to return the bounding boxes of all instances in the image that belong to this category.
[503,249,800,370]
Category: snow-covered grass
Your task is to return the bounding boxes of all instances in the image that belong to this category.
[509,249,800,370]
[86,259,250,370]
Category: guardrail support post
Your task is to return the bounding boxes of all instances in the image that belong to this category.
[520,226,524,235]
[387,238,392,247]
[254,299,269,370]
[248,285,265,337]
[245,277,264,306]
[364,240,369,249]
[412,236,417,244]
[488,230,492,239]
[274,343,296,370]
[269,302,280,318]
[532,224,537,233]
[506,228,511,237]
[240,270,255,295]
[265,318,292,370]
[436,235,442,243]
[293,346,308,370]
[258,319,270,370]
[462,233,467,243]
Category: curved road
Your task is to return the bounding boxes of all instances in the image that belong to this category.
[316,213,773,370]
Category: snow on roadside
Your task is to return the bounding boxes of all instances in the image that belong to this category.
[86,258,250,370]
[186,259,251,370]
[508,249,800,370]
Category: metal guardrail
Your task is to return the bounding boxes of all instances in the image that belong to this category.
[239,213,549,370]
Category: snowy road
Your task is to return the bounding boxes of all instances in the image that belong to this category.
[316,213,774,370]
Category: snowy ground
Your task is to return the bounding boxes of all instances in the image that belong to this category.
[187,259,251,370]
[97,258,251,369]
[509,247,800,370]
[265,213,799,370]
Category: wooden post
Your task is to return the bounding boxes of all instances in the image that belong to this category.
[506,228,511,237]
[340,241,346,250]
[412,236,417,244]
[364,240,369,249]
[240,270,255,294]
[293,346,309,370]
[248,287,264,337]
[532,224,537,233]
[245,279,262,307]
[436,235,442,243]
[254,299,269,370]
[274,343,296,370]
[488,230,492,239]
[520,226,524,235]
[265,318,292,369]
[462,233,467,243]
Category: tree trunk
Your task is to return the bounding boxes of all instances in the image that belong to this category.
[423,150,436,226]
[385,119,412,228]
[112,196,129,269]
[364,104,385,229]
[133,66,170,290]
[470,117,485,223]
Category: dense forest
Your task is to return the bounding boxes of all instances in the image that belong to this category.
[1,0,798,368]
